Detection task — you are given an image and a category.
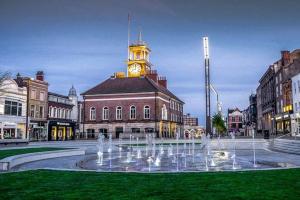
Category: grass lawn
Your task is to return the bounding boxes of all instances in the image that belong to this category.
[0,147,69,160]
[0,169,300,200]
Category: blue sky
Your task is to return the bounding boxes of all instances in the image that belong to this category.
[1,0,300,125]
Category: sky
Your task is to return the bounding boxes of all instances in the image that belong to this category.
[1,0,300,125]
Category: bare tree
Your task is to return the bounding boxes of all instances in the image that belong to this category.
[0,71,11,85]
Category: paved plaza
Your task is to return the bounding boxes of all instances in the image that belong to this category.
[2,138,299,172]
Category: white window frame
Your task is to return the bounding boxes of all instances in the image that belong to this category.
[116,106,122,120]
[162,104,168,120]
[103,107,109,120]
[130,105,136,120]
[31,89,36,100]
[90,107,96,120]
[40,91,45,101]
[144,105,150,119]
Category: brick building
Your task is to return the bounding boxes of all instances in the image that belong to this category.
[47,92,76,140]
[81,33,184,139]
[274,50,300,135]
[183,113,198,126]
[15,71,49,141]
[227,108,243,134]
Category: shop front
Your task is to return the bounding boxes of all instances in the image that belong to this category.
[275,113,291,135]
[0,116,26,139]
[291,112,300,136]
[48,120,75,141]
[29,121,48,141]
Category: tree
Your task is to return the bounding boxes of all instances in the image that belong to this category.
[212,113,227,136]
[0,71,10,85]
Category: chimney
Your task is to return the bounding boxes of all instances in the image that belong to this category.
[36,71,44,81]
[158,76,167,88]
[281,50,290,66]
[146,70,158,83]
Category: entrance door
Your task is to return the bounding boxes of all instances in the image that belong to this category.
[115,127,123,139]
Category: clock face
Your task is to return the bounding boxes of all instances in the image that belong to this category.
[128,63,142,74]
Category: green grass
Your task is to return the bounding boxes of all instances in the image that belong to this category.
[0,169,300,200]
[0,147,69,160]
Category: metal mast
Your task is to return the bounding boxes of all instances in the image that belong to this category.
[203,37,211,135]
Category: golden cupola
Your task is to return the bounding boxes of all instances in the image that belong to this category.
[127,31,152,77]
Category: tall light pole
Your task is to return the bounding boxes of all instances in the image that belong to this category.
[203,37,211,135]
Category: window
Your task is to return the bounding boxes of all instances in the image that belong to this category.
[40,91,45,101]
[276,76,278,84]
[116,106,122,120]
[61,109,65,119]
[90,107,96,120]
[39,106,44,118]
[65,110,69,119]
[294,83,297,94]
[276,86,279,97]
[298,80,300,93]
[30,105,35,117]
[131,128,140,133]
[279,84,282,95]
[144,106,150,119]
[145,128,154,133]
[281,100,283,112]
[31,90,36,99]
[162,104,168,120]
[57,109,61,119]
[130,106,136,119]
[53,107,57,118]
[48,106,52,117]
[103,107,109,120]
[295,103,298,112]
[279,73,282,82]
[4,101,22,116]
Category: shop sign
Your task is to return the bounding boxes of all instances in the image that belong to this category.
[57,122,70,126]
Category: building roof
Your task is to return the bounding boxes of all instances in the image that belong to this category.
[48,92,69,99]
[81,76,184,103]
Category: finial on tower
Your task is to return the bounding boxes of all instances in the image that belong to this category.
[138,29,142,42]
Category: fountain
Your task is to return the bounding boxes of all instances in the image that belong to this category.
[168,144,173,157]
[136,137,142,159]
[118,137,122,158]
[147,156,154,172]
[252,129,257,168]
[230,132,238,170]
[96,135,104,165]
[79,129,290,172]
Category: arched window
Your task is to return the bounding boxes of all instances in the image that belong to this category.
[90,107,96,120]
[103,107,109,120]
[162,104,168,120]
[116,106,122,120]
[144,105,150,119]
[130,106,136,119]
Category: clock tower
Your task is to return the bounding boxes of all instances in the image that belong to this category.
[127,31,152,77]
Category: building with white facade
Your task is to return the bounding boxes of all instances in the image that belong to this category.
[0,78,27,139]
[291,73,300,136]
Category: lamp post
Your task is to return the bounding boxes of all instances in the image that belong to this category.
[203,37,211,135]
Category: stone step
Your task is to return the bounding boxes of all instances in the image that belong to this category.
[273,143,300,149]
[271,147,300,155]
[268,139,300,155]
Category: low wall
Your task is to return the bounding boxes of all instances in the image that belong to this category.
[0,139,29,147]
[0,149,86,171]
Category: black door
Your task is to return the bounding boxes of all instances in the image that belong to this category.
[115,127,123,139]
